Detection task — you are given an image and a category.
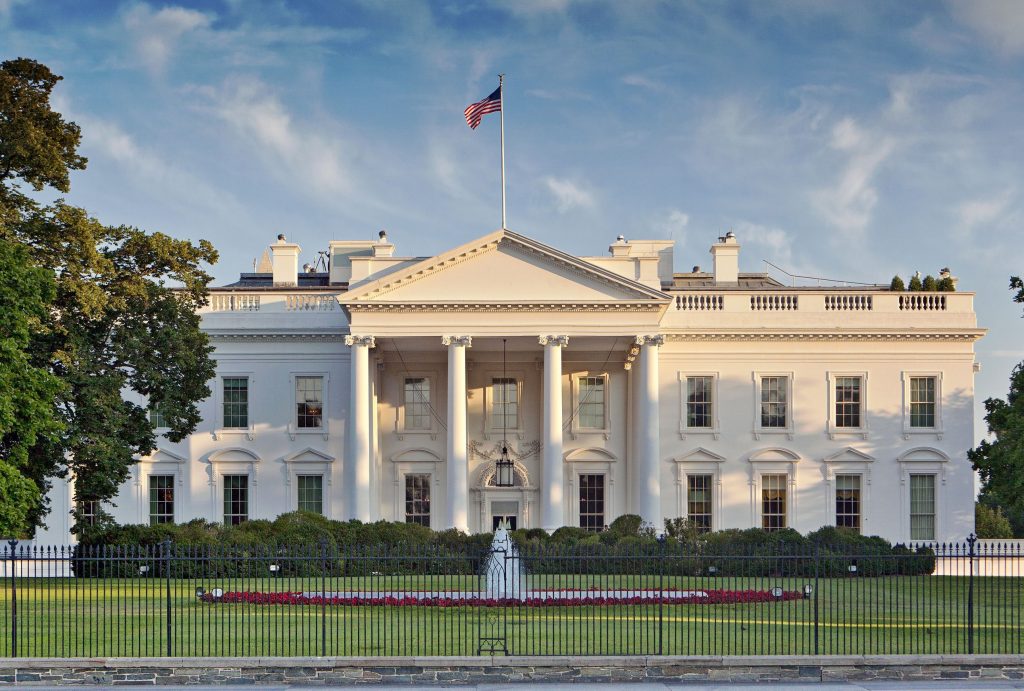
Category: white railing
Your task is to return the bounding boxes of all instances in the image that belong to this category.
[210,294,261,312]
[825,295,873,311]
[900,294,947,311]
[286,295,337,311]
[750,294,799,311]
[676,294,724,310]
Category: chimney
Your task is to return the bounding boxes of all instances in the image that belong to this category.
[373,229,395,258]
[270,233,302,286]
[710,231,740,284]
[609,234,631,257]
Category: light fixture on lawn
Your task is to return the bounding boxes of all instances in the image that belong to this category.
[495,338,514,488]
[194,586,205,600]
[138,564,149,575]
[770,585,784,599]
[269,563,280,574]
[802,584,813,599]
[707,565,718,575]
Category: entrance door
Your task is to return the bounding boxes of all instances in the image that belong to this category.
[491,500,519,531]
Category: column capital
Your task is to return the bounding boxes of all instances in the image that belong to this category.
[539,335,569,347]
[635,334,665,347]
[442,335,473,348]
[344,334,375,348]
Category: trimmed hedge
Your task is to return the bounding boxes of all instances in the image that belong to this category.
[72,513,935,578]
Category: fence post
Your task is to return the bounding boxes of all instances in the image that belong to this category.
[813,543,820,656]
[163,539,173,657]
[7,540,16,657]
[967,533,976,654]
[320,538,328,657]
[657,534,665,656]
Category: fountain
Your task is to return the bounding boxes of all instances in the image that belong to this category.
[484,519,525,600]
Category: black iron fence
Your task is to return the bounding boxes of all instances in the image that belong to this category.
[1,538,1021,657]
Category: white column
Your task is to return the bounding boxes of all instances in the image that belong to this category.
[443,335,472,532]
[540,335,569,531]
[636,335,663,529]
[344,335,374,521]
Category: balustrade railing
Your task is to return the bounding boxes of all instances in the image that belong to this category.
[750,294,799,311]
[825,295,873,311]
[900,294,947,311]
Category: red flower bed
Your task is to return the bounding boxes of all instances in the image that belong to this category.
[202,589,802,607]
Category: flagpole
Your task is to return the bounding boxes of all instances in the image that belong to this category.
[499,73,506,229]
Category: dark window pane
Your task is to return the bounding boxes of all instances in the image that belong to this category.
[405,474,431,527]
[149,475,175,525]
[579,474,605,532]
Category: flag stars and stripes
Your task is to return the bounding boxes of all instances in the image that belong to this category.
[464,87,501,129]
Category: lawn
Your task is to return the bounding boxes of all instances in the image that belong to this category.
[1,573,1021,657]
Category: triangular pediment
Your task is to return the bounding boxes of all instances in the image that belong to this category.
[674,447,727,463]
[139,448,186,463]
[824,447,875,463]
[341,229,669,307]
[284,447,334,463]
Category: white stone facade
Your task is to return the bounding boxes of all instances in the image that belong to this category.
[34,229,985,544]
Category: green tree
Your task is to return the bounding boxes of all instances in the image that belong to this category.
[975,503,1014,539]
[908,273,923,291]
[889,275,905,291]
[969,278,1024,538]
[0,58,218,534]
[922,275,937,291]
[937,277,955,292]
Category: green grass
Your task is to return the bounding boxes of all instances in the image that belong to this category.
[2,574,1021,657]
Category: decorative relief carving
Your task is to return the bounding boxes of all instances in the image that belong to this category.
[538,335,569,347]
[442,335,473,347]
[344,335,376,348]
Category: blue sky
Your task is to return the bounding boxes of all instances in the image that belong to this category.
[2,0,1023,439]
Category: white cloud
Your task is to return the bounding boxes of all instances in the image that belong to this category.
[813,117,896,240]
[622,74,666,92]
[949,0,1024,56]
[122,3,212,73]
[732,220,796,269]
[0,0,26,24]
[655,209,689,245]
[543,176,595,213]
[201,77,351,200]
[490,0,576,17]
[956,190,1015,237]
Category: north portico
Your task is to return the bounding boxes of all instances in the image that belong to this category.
[339,229,672,532]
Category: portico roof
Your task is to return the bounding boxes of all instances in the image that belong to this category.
[339,228,672,312]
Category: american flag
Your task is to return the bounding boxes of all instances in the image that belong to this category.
[464,86,501,129]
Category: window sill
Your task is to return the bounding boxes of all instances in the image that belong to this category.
[828,428,869,441]
[212,429,254,441]
[753,428,794,441]
[679,428,720,441]
[571,428,611,441]
[903,428,943,441]
[394,429,439,441]
[288,426,328,441]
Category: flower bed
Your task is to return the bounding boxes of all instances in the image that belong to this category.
[202,588,803,607]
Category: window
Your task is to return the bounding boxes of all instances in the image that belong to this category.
[295,377,323,429]
[78,499,99,526]
[687,474,713,533]
[297,475,323,514]
[223,475,249,525]
[910,377,936,428]
[579,474,605,531]
[578,377,606,429]
[835,474,861,532]
[491,377,518,431]
[403,378,431,431]
[149,403,168,429]
[760,376,788,428]
[761,474,787,530]
[149,475,174,525]
[834,377,862,428]
[909,474,936,540]
[223,377,249,429]
[686,377,713,428]
[404,474,431,527]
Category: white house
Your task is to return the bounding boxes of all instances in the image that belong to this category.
[34,228,984,543]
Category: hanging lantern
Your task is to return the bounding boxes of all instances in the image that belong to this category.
[495,444,515,487]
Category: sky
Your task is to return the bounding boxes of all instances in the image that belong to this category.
[2,0,1023,441]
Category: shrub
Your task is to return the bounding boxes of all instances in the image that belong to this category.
[908,274,923,291]
[937,276,956,292]
[889,275,905,291]
[922,274,937,291]
[976,503,1014,539]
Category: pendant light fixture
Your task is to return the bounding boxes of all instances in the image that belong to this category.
[495,338,515,487]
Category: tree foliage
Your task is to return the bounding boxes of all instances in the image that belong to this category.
[889,275,905,291]
[0,58,218,534]
[908,274,923,291]
[969,278,1024,538]
[975,503,1014,539]
[922,274,937,291]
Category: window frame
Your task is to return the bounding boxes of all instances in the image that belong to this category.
[672,448,725,532]
[149,402,169,431]
[901,372,943,439]
[827,372,868,439]
[395,371,439,440]
[578,472,607,532]
[753,371,795,439]
[148,474,176,525]
[571,372,611,439]
[222,474,250,525]
[213,372,255,440]
[908,473,937,541]
[760,473,789,531]
[404,473,432,527]
[834,473,862,533]
[288,372,330,440]
[296,474,325,515]
[483,369,525,440]
[677,372,720,440]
